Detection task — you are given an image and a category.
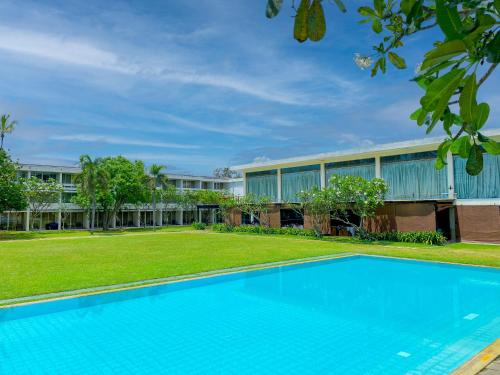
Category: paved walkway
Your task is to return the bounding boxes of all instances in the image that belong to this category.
[479,357,500,374]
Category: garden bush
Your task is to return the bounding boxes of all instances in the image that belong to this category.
[211,224,317,237]
[192,222,207,230]
[367,230,447,246]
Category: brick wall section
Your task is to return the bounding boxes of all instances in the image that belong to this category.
[366,202,436,232]
[262,206,281,228]
[227,208,242,226]
[304,212,331,234]
[456,205,500,243]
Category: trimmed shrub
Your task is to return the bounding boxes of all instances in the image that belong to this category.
[211,224,317,237]
[367,230,447,246]
[192,222,207,230]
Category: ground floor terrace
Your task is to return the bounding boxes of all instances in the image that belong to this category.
[0,205,222,231]
[227,200,500,244]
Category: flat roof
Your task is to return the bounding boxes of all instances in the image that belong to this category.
[232,129,500,172]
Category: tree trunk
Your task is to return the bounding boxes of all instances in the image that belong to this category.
[0,133,4,149]
[152,191,156,231]
[91,194,96,232]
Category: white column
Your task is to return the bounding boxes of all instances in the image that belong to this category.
[446,151,455,199]
[57,172,63,230]
[83,213,89,229]
[25,170,31,231]
[277,169,282,203]
[320,163,326,189]
[112,214,117,229]
[134,210,140,227]
[210,209,216,224]
[176,209,184,225]
[157,209,163,227]
[375,156,381,178]
[242,173,246,196]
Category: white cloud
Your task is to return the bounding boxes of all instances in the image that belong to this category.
[253,155,270,163]
[336,133,375,148]
[50,134,199,149]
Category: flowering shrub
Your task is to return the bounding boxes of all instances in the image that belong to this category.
[211,224,317,237]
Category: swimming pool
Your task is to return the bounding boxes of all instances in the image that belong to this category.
[1,255,499,374]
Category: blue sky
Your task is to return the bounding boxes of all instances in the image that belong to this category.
[0,0,498,175]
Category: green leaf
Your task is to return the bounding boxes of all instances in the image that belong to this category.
[466,143,483,175]
[486,32,500,63]
[478,133,500,155]
[459,73,477,124]
[400,0,416,16]
[266,0,283,18]
[407,0,423,26]
[371,58,380,77]
[358,6,376,16]
[420,68,466,112]
[388,52,406,69]
[379,56,386,73]
[450,136,471,158]
[374,0,385,16]
[294,0,310,43]
[421,40,466,70]
[436,139,452,169]
[307,0,326,42]
[436,0,462,40]
[332,0,347,13]
[475,103,490,130]
[372,19,383,33]
[417,108,427,125]
[443,111,453,136]
[410,108,422,120]
[495,0,500,15]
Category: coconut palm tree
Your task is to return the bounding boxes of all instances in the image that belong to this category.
[1,114,17,150]
[75,155,100,232]
[149,164,166,230]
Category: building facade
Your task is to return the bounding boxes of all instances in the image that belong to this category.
[232,130,500,243]
[0,163,243,231]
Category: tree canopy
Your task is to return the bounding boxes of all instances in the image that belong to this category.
[0,150,27,214]
[266,0,500,175]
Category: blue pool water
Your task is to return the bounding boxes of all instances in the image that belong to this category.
[1,256,500,374]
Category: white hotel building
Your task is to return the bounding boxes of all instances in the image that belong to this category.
[0,164,243,231]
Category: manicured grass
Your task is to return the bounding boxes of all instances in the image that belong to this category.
[0,225,191,241]
[0,230,499,302]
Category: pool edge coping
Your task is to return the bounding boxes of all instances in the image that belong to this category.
[451,338,500,375]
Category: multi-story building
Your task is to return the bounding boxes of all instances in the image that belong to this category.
[0,164,243,231]
[231,130,500,243]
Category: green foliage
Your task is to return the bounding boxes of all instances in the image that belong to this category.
[236,193,273,227]
[24,177,63,230]
[266,0,283,18]
[0,114,17,150]
[268,0,500,175]
[192,222,207,230]
[368,230,447,245]
[211,223,317,237]
[0,150,27,213]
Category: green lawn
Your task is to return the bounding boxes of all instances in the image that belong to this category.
[0,229,499,303]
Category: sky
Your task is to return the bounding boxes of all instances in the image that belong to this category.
[0,0,498,175]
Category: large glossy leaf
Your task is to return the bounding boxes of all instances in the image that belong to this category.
[420,68,465,111]
[307,0,326,42]
[436,139,452,169]
[443,111,454,136]
[374,0,384,15]
[450,136,471,158]
[333,0,347,13]
[486,32,500,63]
[459,73,477,124]
[358,6,376,16]
[294,0,310,43]
[400,0,416,15]
[436,0,462,40]
[466,144,483,175]
[475,103,490,130]
[478,133,500,155]
[266,0,283,18]
[495,0,500,14]
[421,40,466,70]
[372,19,383,33]
[388,52,406,69]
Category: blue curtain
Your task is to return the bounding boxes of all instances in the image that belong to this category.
[454,154,500,199]
[281,170,320,202]
[326,165,375,184]
[381,158,448,200]
[246,172,277,201]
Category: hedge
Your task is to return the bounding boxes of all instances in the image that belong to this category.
[211,224,317,237]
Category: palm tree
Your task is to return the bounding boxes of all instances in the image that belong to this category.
[1,114,17,150]
[149,164,166,230]
[75,155,100,232]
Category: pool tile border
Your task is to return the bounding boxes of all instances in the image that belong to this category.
[452,339,500,375]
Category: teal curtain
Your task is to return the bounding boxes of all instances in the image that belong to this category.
[246,172,277,201]
[454,154,500,199]
[281,170,320,202]
[326,165,375,184]
[381,158,448,200]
